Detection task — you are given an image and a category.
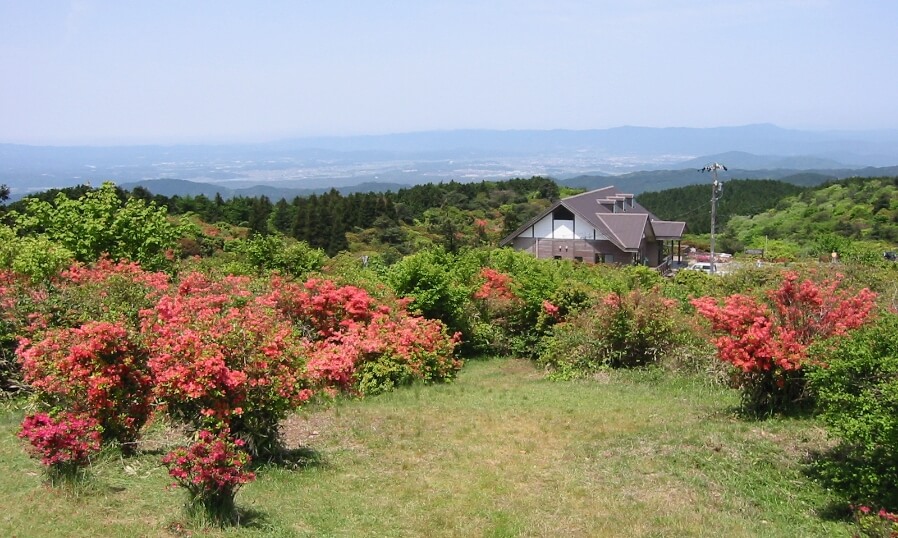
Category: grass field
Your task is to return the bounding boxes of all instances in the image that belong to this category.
[0,358,853,537]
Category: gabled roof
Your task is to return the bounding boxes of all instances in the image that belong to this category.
[594,213,651,251]
[651,220,687,240]
[563,186,659,220]
[499,185,686,252]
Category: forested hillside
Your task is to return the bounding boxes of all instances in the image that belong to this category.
[724,176,898,255]
[636,179,806,234]
[562,165,898,194]
[7,175,896,265]
[5,177,562,258]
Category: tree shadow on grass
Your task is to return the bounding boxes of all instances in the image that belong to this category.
[726,399,818,422]
[165,507,278,535]
[802,446,854,523]
[251,445,324,471]
[234,506,274,529]
[802,443,898,522]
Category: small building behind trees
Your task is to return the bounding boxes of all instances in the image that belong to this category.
[499,186,686,267]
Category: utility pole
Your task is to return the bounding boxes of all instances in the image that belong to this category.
[700,163,726,274]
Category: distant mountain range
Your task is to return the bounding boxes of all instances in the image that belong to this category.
[3,124,898,199]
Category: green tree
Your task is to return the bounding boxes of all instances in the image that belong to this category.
[11,182,180,269]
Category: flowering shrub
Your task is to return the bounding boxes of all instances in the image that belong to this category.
[266,277,376,338]
[18,412,101,481]
[474,268,516,302]
[692,271,877,414]
[50,259,170,331]
[0,258,169,352]
[269,277,462,396]
[470,267,523,355]
[539,288,684,378]
[853,506,898,538]
[142,272,310,458]
[60,257,170,291]
[162,429,255,526]
[308,311,462,396]
[17,321,152,451]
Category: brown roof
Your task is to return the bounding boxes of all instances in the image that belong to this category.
[651,220,687,239]
[499,185,686,252]
[594,213,650,251]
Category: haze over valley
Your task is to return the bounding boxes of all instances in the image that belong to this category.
[4,124,898,200]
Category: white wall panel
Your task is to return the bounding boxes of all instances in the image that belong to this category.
[534,214,553,238]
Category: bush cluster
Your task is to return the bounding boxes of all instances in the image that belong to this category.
[8,258,460,523]
[808,313,898,509]
[539,288,686,379]
[692,271,876,414]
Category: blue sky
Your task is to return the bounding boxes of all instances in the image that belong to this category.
[2,0,896,145]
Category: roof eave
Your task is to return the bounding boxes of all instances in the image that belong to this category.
[498,200,564,247]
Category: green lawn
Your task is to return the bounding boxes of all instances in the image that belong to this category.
[0,358,852,537]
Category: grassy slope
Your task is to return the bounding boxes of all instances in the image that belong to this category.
[0,359,851,537]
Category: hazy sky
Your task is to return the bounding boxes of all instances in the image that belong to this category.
[2,0,896,145]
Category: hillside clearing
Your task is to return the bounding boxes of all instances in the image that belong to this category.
[1,358,851,537]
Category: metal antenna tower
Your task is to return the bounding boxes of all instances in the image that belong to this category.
[699,163,726,274]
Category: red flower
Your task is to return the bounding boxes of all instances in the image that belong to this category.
[19,412,101,469]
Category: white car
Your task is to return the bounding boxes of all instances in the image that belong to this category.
[686,262,714,273]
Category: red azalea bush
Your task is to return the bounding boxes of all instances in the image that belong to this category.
[17,321,152,451]
[691,271,877,414]
[474,268,516,302]
[470,267,523,355]
[41,258,169,333]
[60,257,170,292]
[268,276,461,396]
[18,412,101,480]
[142,272,311,457]
[162,429,255,526]
[2,259,169,395]
[267,277,376,338]
[308,309,461,395]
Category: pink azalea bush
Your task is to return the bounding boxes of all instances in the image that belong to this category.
[141,272,311,457]
[17,321,152,452]
[7,258,461,521]
[307,308,461,395]
[18,412,101,481]
[162,429,255,526]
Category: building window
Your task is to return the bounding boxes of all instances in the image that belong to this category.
[594,253,614,264]
[553,255,562,260]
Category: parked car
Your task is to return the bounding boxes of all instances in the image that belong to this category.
[685,262,714,273]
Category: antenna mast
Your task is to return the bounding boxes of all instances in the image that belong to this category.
[700,162,726,274]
